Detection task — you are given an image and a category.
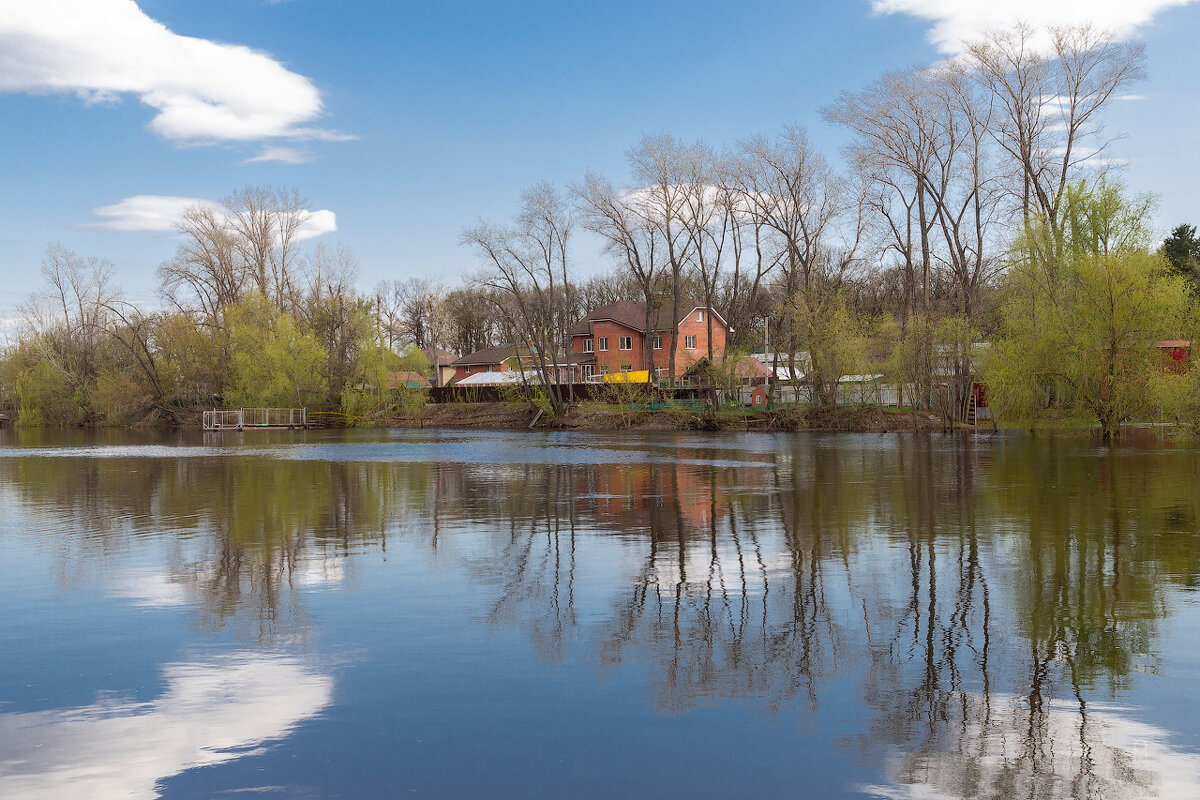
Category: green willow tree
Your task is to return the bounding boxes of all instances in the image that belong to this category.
[986,180,1194,440]
[226,294,327,408]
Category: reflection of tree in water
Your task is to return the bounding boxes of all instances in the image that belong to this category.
[2,452,435,643]
[854,438,1200,799]
[6,433,1200,795]
[462,436,1200,797]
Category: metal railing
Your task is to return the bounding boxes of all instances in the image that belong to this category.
[202,408,307,430]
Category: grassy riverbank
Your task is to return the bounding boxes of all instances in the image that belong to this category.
[398,402,958,433]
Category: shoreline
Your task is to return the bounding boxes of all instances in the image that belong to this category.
[399,402,967,434]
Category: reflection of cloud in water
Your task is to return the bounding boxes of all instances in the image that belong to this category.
[858,695,1200,800]
[111,559,342,609]
[0,653,332,799]
[111,569,202,607]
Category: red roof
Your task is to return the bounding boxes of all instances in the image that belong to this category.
[570,301,727,336]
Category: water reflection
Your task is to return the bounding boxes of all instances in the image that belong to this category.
[2,431,1199,797]
[0,653,332,800]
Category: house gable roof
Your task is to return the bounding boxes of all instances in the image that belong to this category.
[570,301,728,336]
[451,346,518,367]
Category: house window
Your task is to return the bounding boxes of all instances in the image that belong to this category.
[653,335,662,350]
[583,338,594,353]
[599,364,610,375]
[621,364,632,372]
[696,310,705,322]
[619,336,632,351]
[581,364,594,381]
[685,335,697,349]
[465,365,472,374]
[598,337,609,352]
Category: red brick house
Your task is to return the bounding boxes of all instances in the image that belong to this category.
[449,346,521,383]
[569,301,728,382]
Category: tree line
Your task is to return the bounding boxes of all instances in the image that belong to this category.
[3,22,1197,435]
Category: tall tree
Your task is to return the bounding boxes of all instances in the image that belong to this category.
[462,184,574,416]
[1162,224,1200,287]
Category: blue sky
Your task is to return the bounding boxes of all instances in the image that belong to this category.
[2,0,1198,321]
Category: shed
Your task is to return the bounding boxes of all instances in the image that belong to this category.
[1156,340,1192,373]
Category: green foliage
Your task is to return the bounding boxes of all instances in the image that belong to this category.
[988,180,1193,439]
[226,295,327,408]
[16,360,79,426]
[391,344,430,374]
[155,313,227,408]
[92,365,148,425]
[789,289,863,407]
[1162,223,1200,288]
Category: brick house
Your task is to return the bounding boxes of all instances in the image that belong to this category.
[569,301,728,382]
[449,346,521,383]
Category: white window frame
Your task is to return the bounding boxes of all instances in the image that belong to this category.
[685,335,696,349]
[696,310,705,322]
[619,336,632,351]
[653,335,662,350]
[581,364,594,381]
[599,364,610,375]
[583,338,594,353]
[465,365,472,374]
[620,364,632,373]
[598,336,609,352]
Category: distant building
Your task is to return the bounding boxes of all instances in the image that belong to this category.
[421,347,458,387]
[387,371,428,390]
[1156,340,1192,373]
[449,346,521,383]
[569,301,727,383]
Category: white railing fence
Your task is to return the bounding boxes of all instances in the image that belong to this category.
[202,408,307,430]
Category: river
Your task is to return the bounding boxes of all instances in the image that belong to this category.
[1,428,1198,798]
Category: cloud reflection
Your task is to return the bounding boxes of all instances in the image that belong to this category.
[0,653,332,799]
[859,695,1200,800]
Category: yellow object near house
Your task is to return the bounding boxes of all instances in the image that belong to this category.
[603,370,650,384]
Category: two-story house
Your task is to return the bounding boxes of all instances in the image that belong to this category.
[569,301,728,382]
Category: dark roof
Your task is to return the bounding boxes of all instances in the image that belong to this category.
[451,346,519,367]
[421,347,458,365]
[569,301,727,335]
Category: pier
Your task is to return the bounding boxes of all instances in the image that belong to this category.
[202,408,307,431]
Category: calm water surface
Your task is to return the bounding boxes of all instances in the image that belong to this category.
[2,428,1199,798]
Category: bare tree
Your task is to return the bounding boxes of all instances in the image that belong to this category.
[462,184,574,417]
[627,134,705,385]
[966,23,1146,236]
[158,205,245,327]
[377,277,445,351]
[224,186,310,311]
[734,126,862,399]
[20,244,117,406]
[576,171,665,377]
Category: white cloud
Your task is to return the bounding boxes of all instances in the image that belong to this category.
[88,194,338,240]
[90,194,222,232]
[295,209,338,241]
[870,0,1197,53]
[0,0,348,144]
[241,145,315,165]
[0,653,332,800]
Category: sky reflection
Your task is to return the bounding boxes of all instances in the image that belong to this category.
[0,654,332,800]
[2,430,1200,797]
